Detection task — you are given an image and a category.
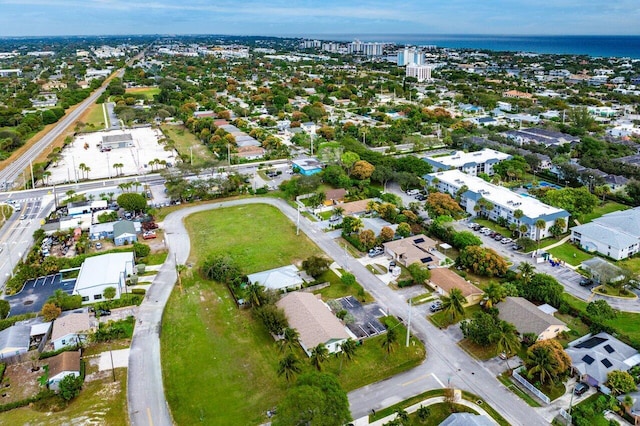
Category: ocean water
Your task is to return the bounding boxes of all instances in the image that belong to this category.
[314,34,640,58]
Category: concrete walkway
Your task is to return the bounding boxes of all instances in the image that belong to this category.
[353,395,498,426]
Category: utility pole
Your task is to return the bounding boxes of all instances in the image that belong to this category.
[406,298,412,347]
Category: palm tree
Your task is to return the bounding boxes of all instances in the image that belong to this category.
[554,218,567,234]
[41,170,51,186]
[113,163,124,176]
[417,405,431,422]
[382,327,398,355]
[483,282,507,309]
[491,320,521,368]
[277,353,301,382]
[441,288,467,321]
[526,345,558,385]
[535,219,546,249]
[337,338,358,373]
[519,224,529,240]
[331,206,344,218]
[309,344,329,371]
[279,327,299,353]
[78,163,89,180]
[245,282,264,307]
[517,262,535,286]
[394,408,409,424]
[108,192,115,202]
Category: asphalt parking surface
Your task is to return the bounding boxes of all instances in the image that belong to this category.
[6,274,74,316]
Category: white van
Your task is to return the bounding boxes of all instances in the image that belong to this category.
[406,189,420,196]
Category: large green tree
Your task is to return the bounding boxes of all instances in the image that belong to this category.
[456,246,508,277]
[116,192,147,213]
[441,288,467,321]
[274,372,351,426]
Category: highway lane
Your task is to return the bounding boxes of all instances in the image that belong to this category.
[128,198,548,426]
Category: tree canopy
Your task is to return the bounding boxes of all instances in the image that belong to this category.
[456,246,508,277]
[116,193,147,213]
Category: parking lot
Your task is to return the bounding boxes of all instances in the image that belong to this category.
[6,274,74,316]
[337,296,387,340]
[46,127,176,184]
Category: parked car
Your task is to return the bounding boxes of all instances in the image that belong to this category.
[415,194,426,201]
[574,382,589,396]
[406,189,420,196]
[501,238,513,244]
[430,301,443,313]
[579,278,594,287]
[368,248,384,258]
[143,231,157,240]
[494,234,504,241]
[511,244,523,251]
[97,309,111,317]
[95,242,102,250]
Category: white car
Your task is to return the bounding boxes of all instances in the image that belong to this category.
[501,238,512,244]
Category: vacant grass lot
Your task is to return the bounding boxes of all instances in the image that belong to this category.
[313,269,374,303]
[163,205,425,425]
[577,201,628,224]
[83,103,107,131]
[0,369,127,426]
[125,86,160,99]
[185,204,322,272]
[547,243,594,266]
[161,124,217,167]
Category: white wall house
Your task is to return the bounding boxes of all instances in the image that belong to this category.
[73,252,134,303]
[425,170,570,240]
[571,207,640,260]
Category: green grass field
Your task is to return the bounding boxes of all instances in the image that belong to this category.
[125,86,160,100]
[83,103,107,131]
[547,243,594,266]
[161,124,217,167]
[577,201,628,224]
[0,369,127,426]
[430,304,482,328]
[185,204,322,272]
[162,205,425,425]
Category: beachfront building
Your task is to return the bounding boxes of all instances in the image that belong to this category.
[425,170,569,240]
[423,148,511,177]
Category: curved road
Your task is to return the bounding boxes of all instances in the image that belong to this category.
[128,198,549,426]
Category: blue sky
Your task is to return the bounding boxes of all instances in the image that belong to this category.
[0,0,638,37]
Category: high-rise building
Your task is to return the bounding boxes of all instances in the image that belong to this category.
[405,64,433,82]
[397,47,424,66]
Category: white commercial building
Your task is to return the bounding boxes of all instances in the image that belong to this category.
[73,252,134,303]
[425,170,570,239]
[423,148,511,177]
[406,64,432,82]
[397,47,424,66]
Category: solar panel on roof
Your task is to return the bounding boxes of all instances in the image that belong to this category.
[575,336,607,349]
[414,238,425,243]
[582,355,595,365]
[604,344,615,354]
[420,257,433,264]
[601,358,613,368]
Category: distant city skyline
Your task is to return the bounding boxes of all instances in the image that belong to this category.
[0,0,638,37]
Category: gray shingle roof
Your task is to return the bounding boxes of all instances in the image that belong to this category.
[0,324,30,354]
[497,297,566,337]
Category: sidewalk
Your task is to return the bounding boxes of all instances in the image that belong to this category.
[353,395,498,425]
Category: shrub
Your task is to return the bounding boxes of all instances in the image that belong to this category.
[131,288,146,295]
[133,242,150,258]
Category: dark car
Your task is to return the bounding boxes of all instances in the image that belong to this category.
[97,309,111,316]
[429,301,443,313]
[574,382,589,396]
[579,278,594,287]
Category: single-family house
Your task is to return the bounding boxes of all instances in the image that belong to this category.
[113,221,138,246]
[47,351,81,391]
[566,332,640,387]
[427,268,483,306]
[617,391,640,425]
[90,220,142,240]
[276,292,352,356]
[383,234,441,267]
[571,207,640,260]
[73,252,134,303]
[247,265,304,292]
[292,158,323,176]
[497,297,569,340]
[361,217,398,237]
[324,188,348,205]
[440,412,494,426]
[50,312,93,351]
[339,199,372,217]
[0,324,30,359]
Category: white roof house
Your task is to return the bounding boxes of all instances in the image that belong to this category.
[424,148,511,176]
[426,170,569,240]
[247,265,304,292]
[73,252,134,303]
[571,206,639,260]
[0,324,30,359]
[567,332,640,387]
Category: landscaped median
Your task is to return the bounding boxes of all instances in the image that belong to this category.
[161,204,426,425]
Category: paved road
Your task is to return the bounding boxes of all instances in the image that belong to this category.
[127,197,549,426]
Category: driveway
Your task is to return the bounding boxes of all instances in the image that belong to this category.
[128,198,549,426]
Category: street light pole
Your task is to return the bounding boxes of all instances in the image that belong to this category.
[406,298,412,347]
